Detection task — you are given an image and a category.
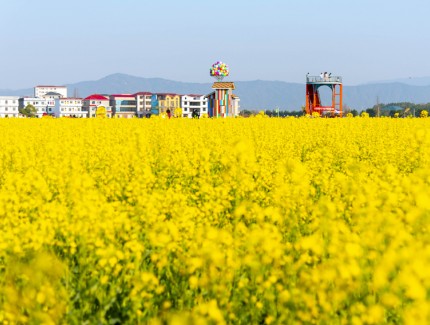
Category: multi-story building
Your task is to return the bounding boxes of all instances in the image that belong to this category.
[181,94,208,118]
[19,97,55,117]
[53,98,85,118]
[0,96,19,117]
[156,93,181,113]
[109,94,137,118]
[34,85,67,98]
[134,92,153,117]
[82,94,112,118]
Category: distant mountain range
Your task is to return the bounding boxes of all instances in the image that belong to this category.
[367,76,430,86]
[1,73,430,111]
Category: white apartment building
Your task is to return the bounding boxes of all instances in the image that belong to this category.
[134,92,153,117]
[34,85,67,98]
[181,94,208,118]
[53,98,86,118]
[19,97,55,118]
[0,96,19,117]
[82,94,112,118]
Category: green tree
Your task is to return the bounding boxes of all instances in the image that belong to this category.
[239,110,253,117]
[19,104,37,117]
[365,108,375,117]
[351,109,359,116]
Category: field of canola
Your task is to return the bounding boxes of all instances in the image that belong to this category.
[1,117,430,324]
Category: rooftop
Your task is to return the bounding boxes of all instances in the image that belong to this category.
[84,94,109,100]
[156,93,179,97]
[110,94,135,98]
[133,92,152,96]
[44,92,62,96]
[382,105,403,111]
[35,85,67,88]
[212,82,235,90]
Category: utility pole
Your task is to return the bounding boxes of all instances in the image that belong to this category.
[376,96,380,117]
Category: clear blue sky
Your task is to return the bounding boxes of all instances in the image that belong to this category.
[1,0,429,89]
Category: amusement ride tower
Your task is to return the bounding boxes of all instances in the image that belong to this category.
[305,74,343,117]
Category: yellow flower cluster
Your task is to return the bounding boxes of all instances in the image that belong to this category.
[1,118,430,324]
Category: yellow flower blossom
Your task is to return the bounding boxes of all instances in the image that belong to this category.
[1,118,430,324]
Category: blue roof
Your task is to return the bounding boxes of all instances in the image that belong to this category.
[382,105,403,111]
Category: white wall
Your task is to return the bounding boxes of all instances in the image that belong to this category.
[54,98,86,117]
[181,95,208,118]
[231,97,241,117]
[136,94,152,117]
[0,96,19,117]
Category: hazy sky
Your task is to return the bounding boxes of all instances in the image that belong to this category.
[1,0,429,89]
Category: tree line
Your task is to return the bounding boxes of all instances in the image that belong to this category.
[239,102,430,118]
[356,102,430,117]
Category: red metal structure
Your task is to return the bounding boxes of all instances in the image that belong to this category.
[305,74,343,117]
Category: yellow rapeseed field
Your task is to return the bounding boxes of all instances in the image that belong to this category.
[1,117,430,324]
